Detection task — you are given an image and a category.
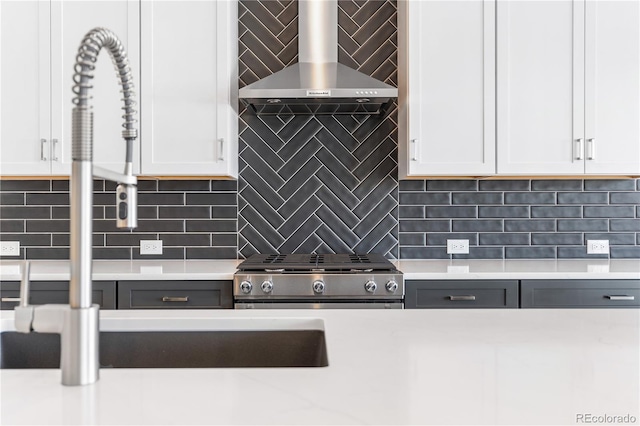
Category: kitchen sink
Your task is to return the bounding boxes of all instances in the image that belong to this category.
[0,329,328,369]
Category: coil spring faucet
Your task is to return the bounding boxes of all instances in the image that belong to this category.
[14,28,138,386]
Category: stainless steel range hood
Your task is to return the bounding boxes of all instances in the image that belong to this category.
[239,0,398,115]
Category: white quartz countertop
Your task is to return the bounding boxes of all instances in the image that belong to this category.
[0,260,240,281]
[1,259,639,281]
[1,308,639,425]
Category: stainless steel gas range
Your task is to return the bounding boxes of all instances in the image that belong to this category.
[233,254,404,309]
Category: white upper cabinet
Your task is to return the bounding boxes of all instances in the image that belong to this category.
[0,1,139,176]
[140,1,238,177]
[1,1,52,175]
[497,0,640,175]
[54,1,140,176]
[584,0,640,174]
[399,0,496,178]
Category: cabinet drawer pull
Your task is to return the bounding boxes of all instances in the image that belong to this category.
[448,295,476,301]
[586,138,595,160]
[575,138,584,160]
[40,138,48,161]
[218,138,225,161]
[605,295,635,301]
[1,297,21,303]
[162,296,189,303]
[52,138,59,161]
[410,139,418,161]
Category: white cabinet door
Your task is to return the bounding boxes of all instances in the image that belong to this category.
[584,0,640,175]
[140,1,238,177]
[52,1,140,176]
[399,0,495,177]
[0,1,52,175]
[0,1,137,177]
[497,0,584,175]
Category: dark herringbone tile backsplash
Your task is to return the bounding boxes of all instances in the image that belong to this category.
[237,0,399,258]
[1,1,639,260]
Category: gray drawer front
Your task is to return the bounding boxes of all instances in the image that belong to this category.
[521,280,640,308]
[118,281,233,309]
[0,281,116,310]
[405,280,519,309]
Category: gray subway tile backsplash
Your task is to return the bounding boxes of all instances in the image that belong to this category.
[452,192,503,205]
[583,206,636,218]
[610,219,640,232]
[504,192,555,205]
[530,180,582,191]
[505,246,556,259]
[400,179,640,259]
[478,206,530,218]
[0,179,238,260]
[584,180,637,191]
[531,206,582,218]
[2,183,639,265]
[609,192,640,204]
[479,233,530,246]
[452,219,503,232]
[557,192,609,204]
[479,180,530,191]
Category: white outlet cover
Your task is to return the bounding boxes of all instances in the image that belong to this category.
[0,241,20,256]
[140,240,163,255]
[447,239,469,254]
[586,240,609,255]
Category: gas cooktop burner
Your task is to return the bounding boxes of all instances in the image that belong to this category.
[237,253,397,272]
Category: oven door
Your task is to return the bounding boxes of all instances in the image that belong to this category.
[234,300,403,309]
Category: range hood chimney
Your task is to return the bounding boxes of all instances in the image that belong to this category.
[239,0,398,115]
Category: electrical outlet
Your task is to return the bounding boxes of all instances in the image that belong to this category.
[587,240,609,255]
[140,240,163,255]
[0,241,20,256]
[447,239,469,254]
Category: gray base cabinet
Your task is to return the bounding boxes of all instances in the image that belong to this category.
[117,280,233,309]
[0,281,117,310]
[520,280,640,308]
[405,280,519,309]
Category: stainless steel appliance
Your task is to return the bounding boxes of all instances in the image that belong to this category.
[238,0,397,115]
[234,254,403,309]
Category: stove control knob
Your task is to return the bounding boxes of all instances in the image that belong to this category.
[312,280,325,294]
[385,280,399,293]
[364,280,377,293]
[261,280,273,294]
[240,280,252,294]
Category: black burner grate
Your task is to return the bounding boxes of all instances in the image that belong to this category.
[237,253,395,272]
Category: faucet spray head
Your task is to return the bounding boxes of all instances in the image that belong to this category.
[116,183,137,229]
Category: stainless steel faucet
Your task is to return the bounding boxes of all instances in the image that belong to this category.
[14,28,138,386]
